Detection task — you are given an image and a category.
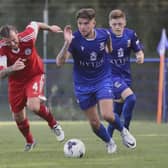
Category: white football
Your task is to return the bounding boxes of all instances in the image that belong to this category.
[64,139,86,158]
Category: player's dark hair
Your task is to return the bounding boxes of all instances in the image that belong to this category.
[109,9,126,20]
[0,25,17,38]
[76,8,96,20]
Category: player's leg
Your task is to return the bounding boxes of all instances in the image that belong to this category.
[106,77,125,137]
[27,97,64,141]
[98,79,136,149]
[9,85,35,151]
[121,88,136,130]
[13,109,36,151]
[76,88,116,154]
[26,74,64,141]
[116,87,137,149]
[97,78,123,133]
[116,92,137,148]
[107,101,123,137]
[85,105,110,142]
[99,99,136,149]
[114,102,123,117]
[99,99,123,132]
[84,105,117,154]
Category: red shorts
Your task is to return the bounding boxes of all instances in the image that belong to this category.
[9,74,45,113]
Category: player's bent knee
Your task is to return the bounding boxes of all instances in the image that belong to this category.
[102,113,115,122]
[27,103,40,113]
[27,97,41,112]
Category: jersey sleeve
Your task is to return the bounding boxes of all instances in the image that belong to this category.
[131,31,143,52]
[25,21,39,41]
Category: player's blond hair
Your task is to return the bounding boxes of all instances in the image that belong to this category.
[109,9,126,20]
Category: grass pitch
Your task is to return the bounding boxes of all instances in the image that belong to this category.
[0,121,168,168]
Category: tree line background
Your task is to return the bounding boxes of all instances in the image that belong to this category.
[0,0,167,121]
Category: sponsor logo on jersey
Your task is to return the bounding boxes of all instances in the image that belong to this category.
[110,57,129,65]
[79,58,104,68]
[90,52,97,61]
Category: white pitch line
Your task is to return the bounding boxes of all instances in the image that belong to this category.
[137,134,168,137]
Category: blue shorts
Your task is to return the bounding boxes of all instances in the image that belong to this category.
[74,78,114,110]
[112,77,131,100]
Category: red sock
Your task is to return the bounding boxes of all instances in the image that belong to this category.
[37,104,57,128]
[16,118,33,143]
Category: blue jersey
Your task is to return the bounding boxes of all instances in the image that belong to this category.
[68,28,111,86]
[108,28,143,83]
[68,28,113,110]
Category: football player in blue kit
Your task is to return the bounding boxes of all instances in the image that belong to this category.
[56,8,136,153]
[107,9,144,148]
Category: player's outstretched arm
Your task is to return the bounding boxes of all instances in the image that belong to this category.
[36,22,63,33]
[136,50,144,64]
[56,25,73,67]
[0,58,25,79]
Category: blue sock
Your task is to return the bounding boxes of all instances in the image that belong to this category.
[107,113,123,137]
[123,94,136,129]
[107,103,123,137]
[107,123,114,138]
[114,102,123,116]
[113,113,123,131]
[93,123,111,143]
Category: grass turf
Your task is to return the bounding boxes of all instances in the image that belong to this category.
[0,121,168,168]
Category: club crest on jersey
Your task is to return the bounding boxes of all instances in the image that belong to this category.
[117,48,124,57]
[90,51,97,61]
[127,40,131,48]
[25,48,32,56]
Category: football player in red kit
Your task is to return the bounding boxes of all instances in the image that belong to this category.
[0,21,65,151]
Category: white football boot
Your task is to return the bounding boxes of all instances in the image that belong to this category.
[106,138,117,154]
[52,124,65,142]
[121,127,136,149]
[24,140,37,152]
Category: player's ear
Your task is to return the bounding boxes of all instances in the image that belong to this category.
[124,19,127,27]
[93,19,96,27]
[109,20,111,27]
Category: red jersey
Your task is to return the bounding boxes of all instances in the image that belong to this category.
[0,22,44,85]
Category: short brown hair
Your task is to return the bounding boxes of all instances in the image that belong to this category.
[109,9,126,20]
[76,8,96,20]
[0,25,17,38]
